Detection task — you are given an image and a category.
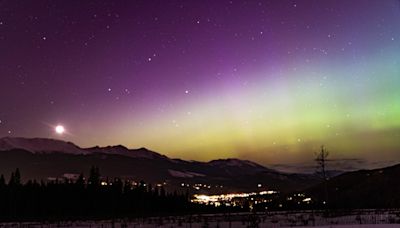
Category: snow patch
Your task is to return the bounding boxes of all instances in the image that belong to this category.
[86,146,167,159]
[168,169,205,178]
[0,137,87,154]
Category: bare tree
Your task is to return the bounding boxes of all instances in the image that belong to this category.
[315,145,329,206]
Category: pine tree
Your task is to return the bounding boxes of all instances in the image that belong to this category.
[8,172,15,186]
[76,173,85,186]
[14,168,21,185]
[0,174,5,187]
[88,166,100,186]
[315,145,329,207]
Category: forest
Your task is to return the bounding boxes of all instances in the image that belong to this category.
[0,167,236,221]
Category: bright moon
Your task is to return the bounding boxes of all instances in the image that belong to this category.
[55,125,65,134]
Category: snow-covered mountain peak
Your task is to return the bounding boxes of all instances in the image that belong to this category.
[0,137,87,154]
[208,158,261,167]
[85,145,166,159]
[85,145,129,153]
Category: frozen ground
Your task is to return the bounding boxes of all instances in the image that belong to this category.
[295,226,400,228]
[1,210,399,227]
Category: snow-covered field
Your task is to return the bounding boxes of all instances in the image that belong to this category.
[1,210,400,227]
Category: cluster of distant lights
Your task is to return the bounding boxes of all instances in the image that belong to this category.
[192,190,278,206]
[181,182,223,190]
[99,180,167,188]
[60,175,316,208]
[181,183,267,191]
[192,191,316,209]
[286,193,312,203]
[59,174,171,189]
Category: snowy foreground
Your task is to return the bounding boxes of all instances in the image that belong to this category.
[1,210,400,227]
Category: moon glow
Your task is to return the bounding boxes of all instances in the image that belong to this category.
[55,125,65,135]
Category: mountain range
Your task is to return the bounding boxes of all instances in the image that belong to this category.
[306,162,400,208]
[0,137,319,193]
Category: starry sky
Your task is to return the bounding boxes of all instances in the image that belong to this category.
[1,0,400,165]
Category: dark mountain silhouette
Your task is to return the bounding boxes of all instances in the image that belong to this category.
[0,137,319,193]
[305,163,400,208]
[0,137,86,154]
[86,145,170,160]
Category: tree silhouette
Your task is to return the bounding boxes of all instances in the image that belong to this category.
[315,145,329,206]
[88,166,100,186]
[14,168,21,185]
[0,167,242,221]
[76,173,85,186]
[8,168,21,186]
[0,175,5,188]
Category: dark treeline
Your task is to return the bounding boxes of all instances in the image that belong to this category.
[0,167,234,222]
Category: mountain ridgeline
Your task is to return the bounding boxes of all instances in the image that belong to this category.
[0,137,318,193]
[305,163,400,209]
[2,137,400,209]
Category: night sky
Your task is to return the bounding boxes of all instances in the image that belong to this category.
[1,0,400,165]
